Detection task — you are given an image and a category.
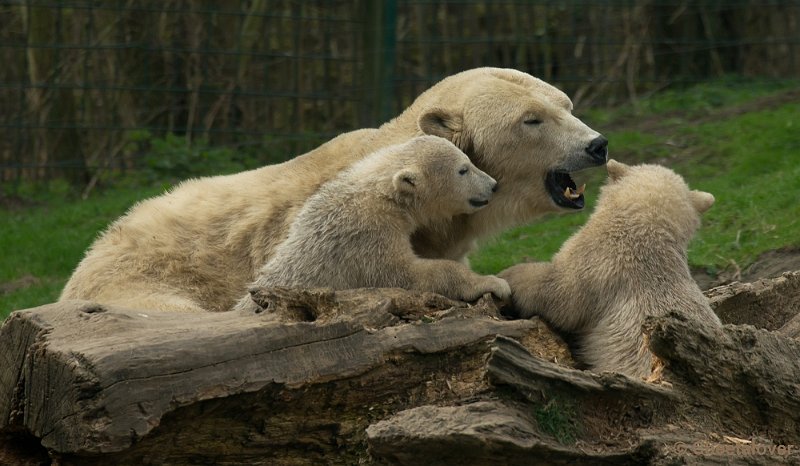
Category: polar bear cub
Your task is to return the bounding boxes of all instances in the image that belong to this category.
[234,136,510,312]
[500,159,721,378]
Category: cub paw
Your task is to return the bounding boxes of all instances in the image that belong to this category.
[482,275,511,301]
[232,294,262,314]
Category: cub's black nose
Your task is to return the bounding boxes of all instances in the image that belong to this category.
[491,181,499,193]
[585,136,608,163]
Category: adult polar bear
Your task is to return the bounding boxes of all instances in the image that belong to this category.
[61,68,608,313]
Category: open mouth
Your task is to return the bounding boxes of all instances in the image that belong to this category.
[546,171,586,210]
[469,198,489,208]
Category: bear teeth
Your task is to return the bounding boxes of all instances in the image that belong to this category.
[563,184,586,200]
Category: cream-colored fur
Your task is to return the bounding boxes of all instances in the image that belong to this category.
[234,136,510,312]
[61,67,605,312]
[500,160,721,378]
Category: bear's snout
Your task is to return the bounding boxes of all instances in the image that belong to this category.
[585,136,609,164]
[468,175,496,210]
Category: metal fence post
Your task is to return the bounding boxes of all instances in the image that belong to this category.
[360,0,397,127]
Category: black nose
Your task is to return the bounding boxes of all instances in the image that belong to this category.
[586,136,608,163]
[491,181,499,193]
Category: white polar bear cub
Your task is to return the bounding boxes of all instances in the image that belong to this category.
[500,159,721,378]
[234,136,510,312]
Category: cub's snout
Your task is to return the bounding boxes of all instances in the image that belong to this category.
[467,169,497,211]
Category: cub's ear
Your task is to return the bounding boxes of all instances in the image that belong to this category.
[690,190,715,213]
[418,108,463,141]
[606,159,630,182]
[392,168,419,194]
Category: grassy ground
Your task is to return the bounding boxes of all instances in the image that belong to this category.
[2,79,799,319]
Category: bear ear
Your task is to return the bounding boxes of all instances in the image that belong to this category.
[418,108,463,141]
[690,190,715,213]
[392,168,419,195]
[606,159,630,182]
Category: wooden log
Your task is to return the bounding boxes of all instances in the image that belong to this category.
[4,278,800,464]
[0,290,571,464]
[646,311,800,444]
[366,400,658,466]
[704,271,800,330]
[367,324,800,466]
[367,336,670,465]
[487,335,675,406]
[778,313,800,339]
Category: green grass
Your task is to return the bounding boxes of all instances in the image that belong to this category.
[534,398,580,444]
[0,184,167,317]
[2,79,799,319]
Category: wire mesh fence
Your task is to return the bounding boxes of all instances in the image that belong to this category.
[1,0,798,186]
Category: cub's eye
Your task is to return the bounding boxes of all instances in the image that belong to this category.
[459,167,469,175]
[524,118,543,125]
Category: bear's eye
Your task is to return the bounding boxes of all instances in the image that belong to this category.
[459,167,469,175]
[524,118,543,126]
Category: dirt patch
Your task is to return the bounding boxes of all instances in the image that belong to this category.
[0,275,40,295]
[603,88,800,136]
[692,247,800,290]
[738,248,800,282]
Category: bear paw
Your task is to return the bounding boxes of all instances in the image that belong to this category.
[232,294,263,314]
[481,276,511,301]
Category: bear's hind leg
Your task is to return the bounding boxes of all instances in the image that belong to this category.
[95,285,209,313]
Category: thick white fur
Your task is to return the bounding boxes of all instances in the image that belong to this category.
[234,136,510,312]
[61,68,603,312]
[500,160,721,378]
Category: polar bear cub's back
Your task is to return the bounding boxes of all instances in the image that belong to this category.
[234,136,510,312]
[501,159,720,378]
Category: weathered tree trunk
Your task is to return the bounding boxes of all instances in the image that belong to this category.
[0,290,568,464]
[705,270,800,330]
[1,274,799,465]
